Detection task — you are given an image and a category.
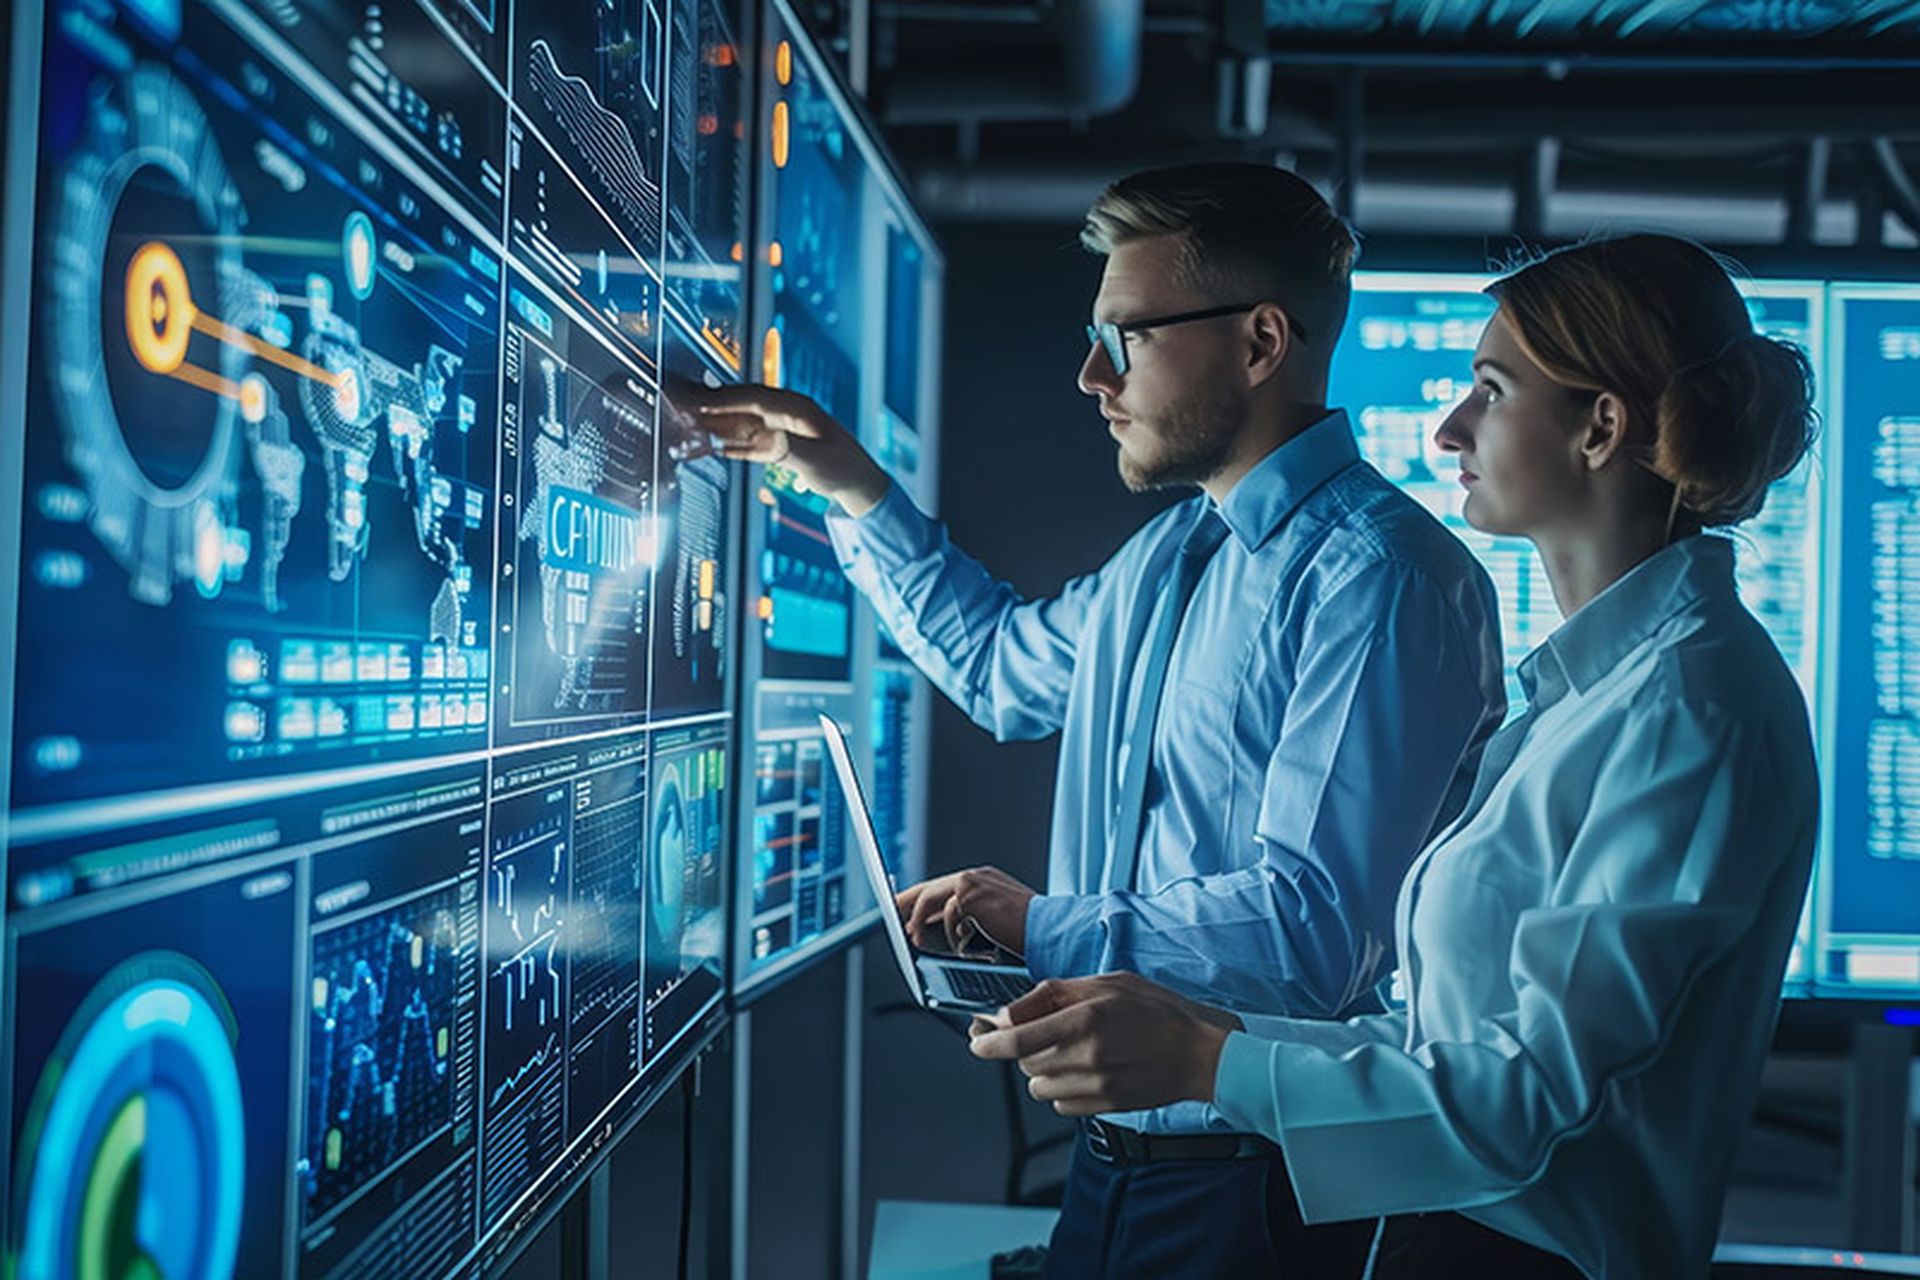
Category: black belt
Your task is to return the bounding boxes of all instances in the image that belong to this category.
[1081,1117,1280,1167]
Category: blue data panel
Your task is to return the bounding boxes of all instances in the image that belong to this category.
[734,0,865,993]
[4,0,742,1269]
[1823,286,1920,994]
[13,0,500,810]
[662,0,752,372]
[9,867,298,1280]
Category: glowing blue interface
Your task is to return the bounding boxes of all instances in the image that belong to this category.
[0,0,766,1267]
[1331,271,1918,998]
[733,2,942,989]
[1823,286,1920,993]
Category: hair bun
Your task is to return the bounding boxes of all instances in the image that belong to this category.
[1652,333,1818,527]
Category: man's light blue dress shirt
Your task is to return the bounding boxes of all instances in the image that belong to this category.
[828,412,1506,1134]
[1214,534,1820,1277]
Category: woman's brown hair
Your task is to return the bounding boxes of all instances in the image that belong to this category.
[1488,234,1818,530]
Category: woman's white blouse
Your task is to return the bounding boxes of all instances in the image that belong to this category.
[1213,534,1819,1279]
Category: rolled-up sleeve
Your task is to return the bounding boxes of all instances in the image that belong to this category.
[1025,559,1498,1014]
[1211,699,1809,1222]
[827,485,1094,741]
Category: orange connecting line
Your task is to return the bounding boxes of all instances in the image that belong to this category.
[126,239,350,403]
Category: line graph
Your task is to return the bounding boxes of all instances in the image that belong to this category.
[303,889,461,1221]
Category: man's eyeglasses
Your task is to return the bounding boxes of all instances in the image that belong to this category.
[1084,302,1310,377]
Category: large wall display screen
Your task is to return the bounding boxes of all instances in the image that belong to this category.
[0,0,747,1269]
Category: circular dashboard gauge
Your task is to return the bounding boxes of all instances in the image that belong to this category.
[651,763,690,946]
[15,952,247,1280]
[49,62,247,605]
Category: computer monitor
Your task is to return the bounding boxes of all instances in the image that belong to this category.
[1330,269,1920,1005]
[732,0,942,997]
[1,0,735,1274]
[1818,283,1920,998]
[860,197,943,896]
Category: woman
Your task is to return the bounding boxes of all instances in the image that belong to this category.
[970,233,1821,1279]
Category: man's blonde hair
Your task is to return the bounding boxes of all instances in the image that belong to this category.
[1082,162,1358,348]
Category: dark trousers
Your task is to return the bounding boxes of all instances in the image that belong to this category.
[1043,1137,1375,1279]
[1368,1212,1584,1279]
[1044,1138,1584,1279]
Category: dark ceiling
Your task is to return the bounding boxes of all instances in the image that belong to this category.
[799,0,1920,261]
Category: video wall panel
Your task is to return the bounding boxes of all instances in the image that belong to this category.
[0,0,766,1266]
[732,0,942,996]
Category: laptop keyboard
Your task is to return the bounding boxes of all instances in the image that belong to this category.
[945,966,1034,1006]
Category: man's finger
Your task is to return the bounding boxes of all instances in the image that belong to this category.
[700,413,790,455]
[1025,1071,1108,1116]
[688,387,833,439]
[1000,978,1093,1026]
[968,1004,1081,1061]
[904,880,950,948]
[940,895,970,955]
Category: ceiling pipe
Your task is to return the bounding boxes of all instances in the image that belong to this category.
[1786,137,1832,247]
[910,160,1898,249]
[880,0,1143,124]
[1213,0,1268,140]
[1515,136,1561,240]
[1334,70,1364,221]
[1216,58,1272,140]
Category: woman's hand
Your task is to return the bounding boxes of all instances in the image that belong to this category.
[968,973,1242,1115]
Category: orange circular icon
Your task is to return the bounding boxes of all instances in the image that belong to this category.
[125,241,196,374]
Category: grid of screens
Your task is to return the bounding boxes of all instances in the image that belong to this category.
[0,0,763,1268]
[1331,271,1920,1000]
[731,0,943,994]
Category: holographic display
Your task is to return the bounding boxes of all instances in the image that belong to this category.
[15,1,497,807]
[663,0,751,370]
[513,0,669,277]
[654,320,737,718]
[733,3,866,993]
[5,0,745,1268]
[730,4,943,994]
[497,282,659,740]
[644,720,729,1058]
[299,810,483,1280]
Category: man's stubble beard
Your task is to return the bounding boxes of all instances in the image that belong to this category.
[1117,382,1244,493]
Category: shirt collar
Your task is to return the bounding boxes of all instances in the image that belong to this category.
[1214,410,1358,551]
[1518,534,1737,705]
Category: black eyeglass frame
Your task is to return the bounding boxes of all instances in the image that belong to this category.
[1084,301,1310,376]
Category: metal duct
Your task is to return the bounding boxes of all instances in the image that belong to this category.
[882,0,1143,124]
[910,160,1902,248]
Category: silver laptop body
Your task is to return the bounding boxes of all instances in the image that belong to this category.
[817,714,1033,1015]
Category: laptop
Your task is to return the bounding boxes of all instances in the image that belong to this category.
[817,714,1034,1015]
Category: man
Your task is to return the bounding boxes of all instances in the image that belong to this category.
[693,164,1505,1278]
